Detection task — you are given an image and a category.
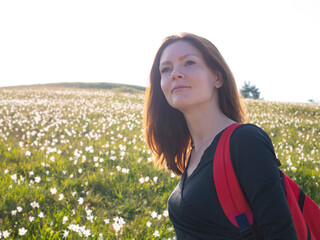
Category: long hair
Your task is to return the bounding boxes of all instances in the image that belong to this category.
[144,33,246,175]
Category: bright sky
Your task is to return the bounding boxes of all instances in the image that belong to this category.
[0,0,319,103]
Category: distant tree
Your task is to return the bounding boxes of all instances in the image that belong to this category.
[240,81,261,99]
[308,98,319,104]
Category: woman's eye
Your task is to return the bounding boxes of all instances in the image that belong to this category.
[186,60,195,66]
[161,67,170,74]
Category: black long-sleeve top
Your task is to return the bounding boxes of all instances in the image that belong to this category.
[167,124,298,239]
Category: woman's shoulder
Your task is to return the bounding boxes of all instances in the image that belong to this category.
[231,123,271,142]
[229,123,281,166]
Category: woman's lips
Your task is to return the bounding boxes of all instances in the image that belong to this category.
[172,86,191,93]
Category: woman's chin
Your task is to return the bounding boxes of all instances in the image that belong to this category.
[169,100,193,112]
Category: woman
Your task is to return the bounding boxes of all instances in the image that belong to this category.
[144,33,297,239]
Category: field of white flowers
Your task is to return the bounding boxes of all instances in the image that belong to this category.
[0,87,319,239]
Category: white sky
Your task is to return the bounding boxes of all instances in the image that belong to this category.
[0,0,319,103]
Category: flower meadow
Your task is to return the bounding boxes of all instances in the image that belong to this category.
[0,87,319,239]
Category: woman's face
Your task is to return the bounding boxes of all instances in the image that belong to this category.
[159,40,222,112]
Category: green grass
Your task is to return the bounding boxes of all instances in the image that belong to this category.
[0,87,319,239]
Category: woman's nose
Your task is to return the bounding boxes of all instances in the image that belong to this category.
[171,69,184,80]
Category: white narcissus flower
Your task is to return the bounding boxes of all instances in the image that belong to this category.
[63,230,69,238]
[58,193,64,201]
[151,211,157,218]
[153,230,160,237]
[87,215,94,222]
[121,168,129,173]
[11,174,17,182]
[35,176,41,183]
[99,233,103,240]
[163,210,169,217]
[3,230,10,238]
[50,187,57,195]
[112,216,125,233]
[62,216,68,224]
[38,212,44,218]
[18,228,27,236]
[78,197,84,205]
[30,201,39,208]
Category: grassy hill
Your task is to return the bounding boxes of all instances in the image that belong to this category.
[0,86,319,239]
[2,82,146,93]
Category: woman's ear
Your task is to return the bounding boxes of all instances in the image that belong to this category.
[214,71,224,88]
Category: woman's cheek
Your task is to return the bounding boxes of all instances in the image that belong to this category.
[160,77,170,97]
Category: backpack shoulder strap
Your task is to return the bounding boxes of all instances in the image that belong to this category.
[282,172,320,240]
[213,123,255,238]
[214,123,320,240]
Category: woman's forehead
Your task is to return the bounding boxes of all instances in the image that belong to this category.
[160,40,202,64]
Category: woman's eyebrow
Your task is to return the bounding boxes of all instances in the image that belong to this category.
[160,54,199,68]
[180,53,199,60]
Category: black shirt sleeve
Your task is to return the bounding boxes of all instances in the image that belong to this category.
[229,124,298,239]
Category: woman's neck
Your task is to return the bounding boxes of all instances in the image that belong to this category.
[183,103,235,153]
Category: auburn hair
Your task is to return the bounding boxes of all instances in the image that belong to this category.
[144,33,246,176]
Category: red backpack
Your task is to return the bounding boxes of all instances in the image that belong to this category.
[214,123,320,240]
